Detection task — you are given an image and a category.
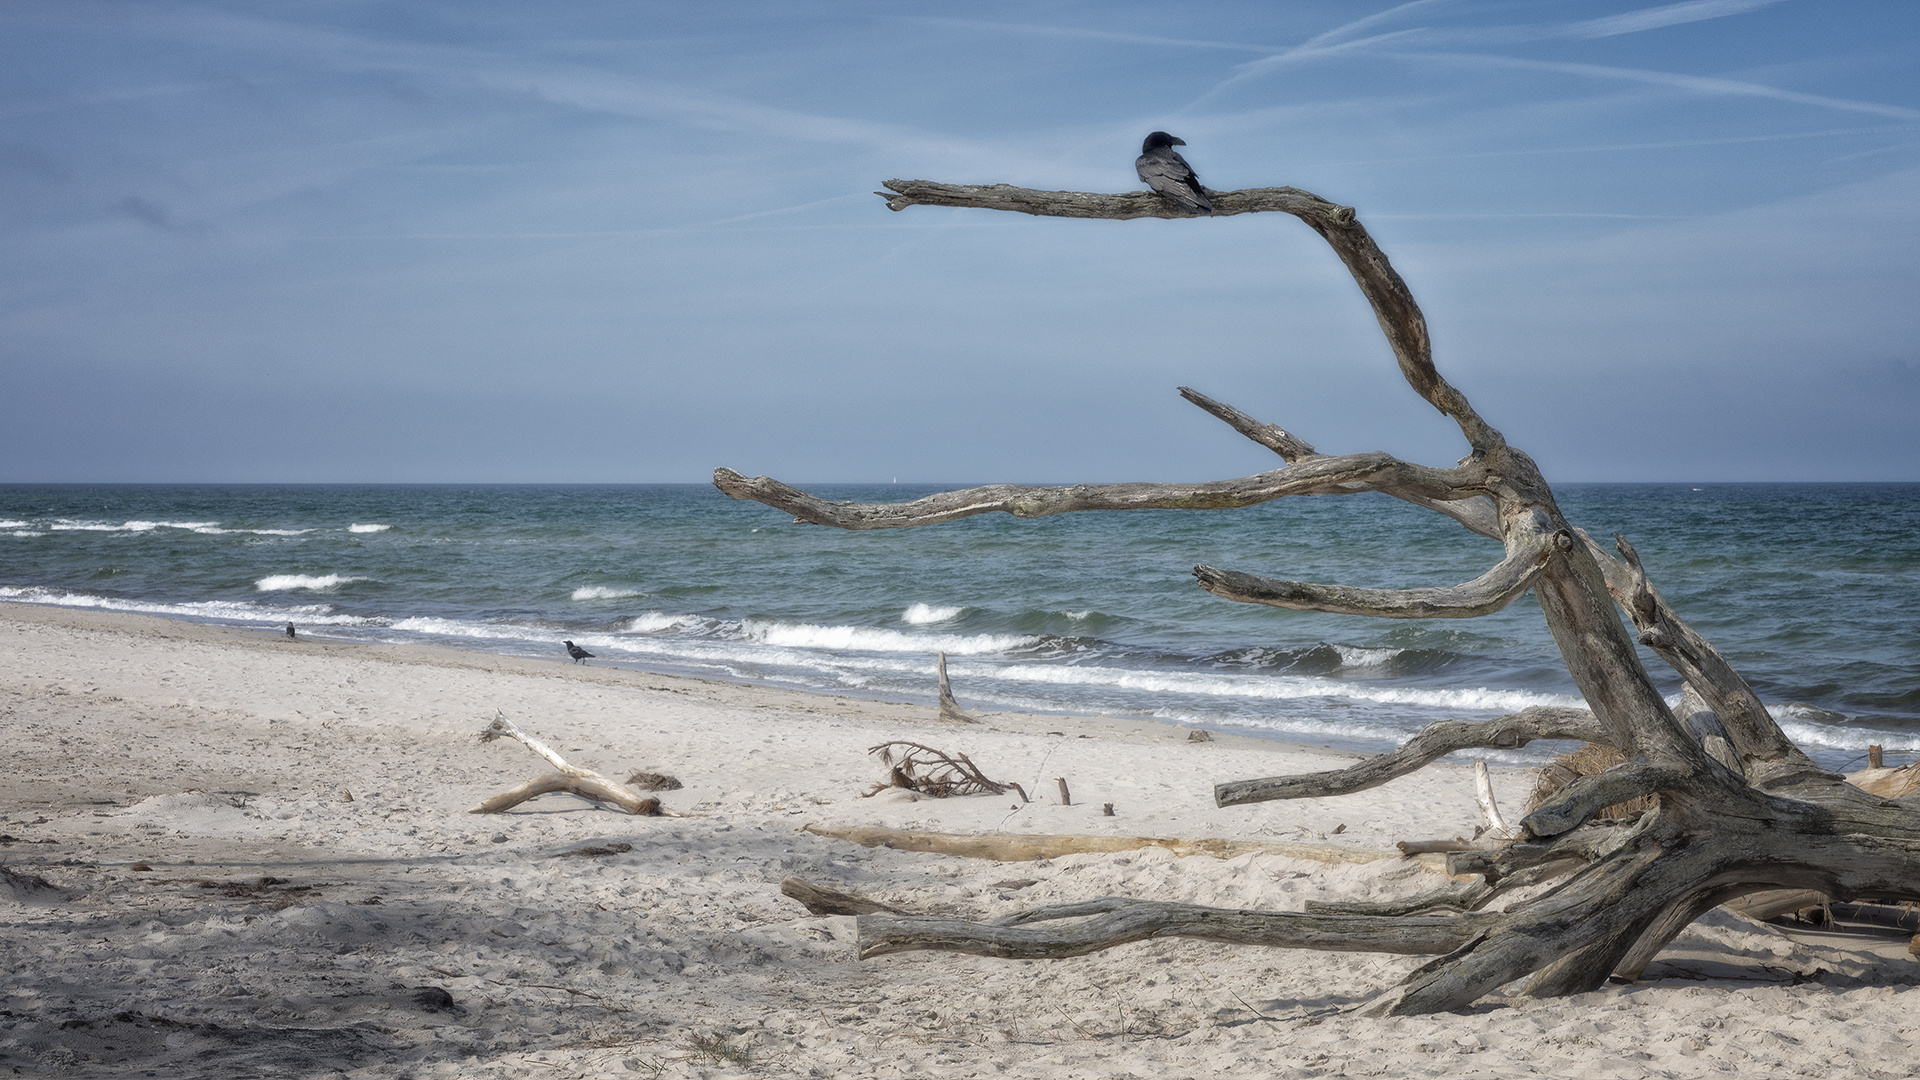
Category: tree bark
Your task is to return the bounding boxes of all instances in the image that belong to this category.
[714,178,1920,1013]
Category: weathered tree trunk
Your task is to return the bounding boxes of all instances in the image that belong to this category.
[714,178,1920,1014]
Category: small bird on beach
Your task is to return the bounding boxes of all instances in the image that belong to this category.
[285,622,297,639]
[1135,131,1212,215]
[563,640,594,664]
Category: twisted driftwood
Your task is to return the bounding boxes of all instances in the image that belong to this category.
[470,715,660,815]
[714,177,1920,1015]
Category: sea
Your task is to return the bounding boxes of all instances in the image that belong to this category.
[2,483,1915,772]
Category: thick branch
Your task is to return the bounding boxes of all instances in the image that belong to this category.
[1215,706,1606,807]
[857,899,1491,960]
[878,181,1349,222]
[714,453,1476,528]
[1195,522,1558,619]
[880,180,1503,452]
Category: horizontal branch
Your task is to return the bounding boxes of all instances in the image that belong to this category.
[857,899,1491,960]
[714,453,1477,529]
[876,179,1502,451]
[1194,522,1563,620]
[878,180,1352,223]
[1215,706,1606,807]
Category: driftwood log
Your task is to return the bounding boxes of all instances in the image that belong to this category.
[469,715,660,815]
[714,177,1920,1015]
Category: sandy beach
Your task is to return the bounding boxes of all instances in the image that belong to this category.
[2,601,1915,1079]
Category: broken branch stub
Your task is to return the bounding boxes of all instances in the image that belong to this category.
[715,176,1920,1013]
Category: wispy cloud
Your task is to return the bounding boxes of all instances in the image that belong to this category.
[900,18,1280,56]
[1392,52,1920,121]
[1562,0,1793,41]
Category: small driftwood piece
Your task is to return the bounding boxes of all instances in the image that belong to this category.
[866,741,1028,801]
[470,715,661,815]
[935,652,980,724]
[781,876,905,916]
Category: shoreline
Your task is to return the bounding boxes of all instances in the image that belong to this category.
[3,601,1914,1078]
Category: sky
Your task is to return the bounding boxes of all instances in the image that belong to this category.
[2,1,1916,484]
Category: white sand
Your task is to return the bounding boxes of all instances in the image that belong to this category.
[2,602,1915,1079]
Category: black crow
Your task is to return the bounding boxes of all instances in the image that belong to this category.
[1136,131,1212,215]
[564,640,594,664]
[285,622,297,639]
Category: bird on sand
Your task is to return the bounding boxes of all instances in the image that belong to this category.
[563,640,594,664]
[1135,131,1212,215]
[285,622,297,639]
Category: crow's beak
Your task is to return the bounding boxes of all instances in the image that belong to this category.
[1171,137,1187,146]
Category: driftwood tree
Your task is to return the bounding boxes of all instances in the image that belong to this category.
[712,177,1920,1014]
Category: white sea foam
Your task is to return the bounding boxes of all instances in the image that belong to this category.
[0,586,371,625]
[902,603,963,625]
[739,619,1033,656]
[38,518,306,536]
[0,520,28,529]
[255,574,368,592]
[573,586,642,601]
[349,523,392,533]
[1332,645,1402,668]
[987,662,1576,713]
[1057,610,1093,620]
[1773,703,1917,752]
[386,616,532,640]
[6,530,46,537]
[624,612,702,633]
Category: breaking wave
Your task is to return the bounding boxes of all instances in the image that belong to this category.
[0,585,370,626]
[902,603,964,624]
[349,523,392,533]
[255,574,368,592]
[739,619,1034,656]
[573,586,642,601]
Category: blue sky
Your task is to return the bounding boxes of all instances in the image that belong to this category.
[2,1,1916,483]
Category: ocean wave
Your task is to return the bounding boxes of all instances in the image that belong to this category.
[37,518,307,537]
[0,520,28,529]
[573,586,642,601]
[349,523,393,533]
[623,612,705,633]
[902,603,964,625]
[0,586,370,625]
[6,530,46,537]
[386,615,536,640]
[1332,645,1400,667]
[738,619,1034,656]
[255,574,368,592]
[986,661,1576,712]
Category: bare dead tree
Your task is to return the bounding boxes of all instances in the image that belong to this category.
[712,178,1920,1015]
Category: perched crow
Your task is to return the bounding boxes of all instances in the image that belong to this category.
[1136,131,1212,215]
[563,640,594,664]
[285,622,297,639]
